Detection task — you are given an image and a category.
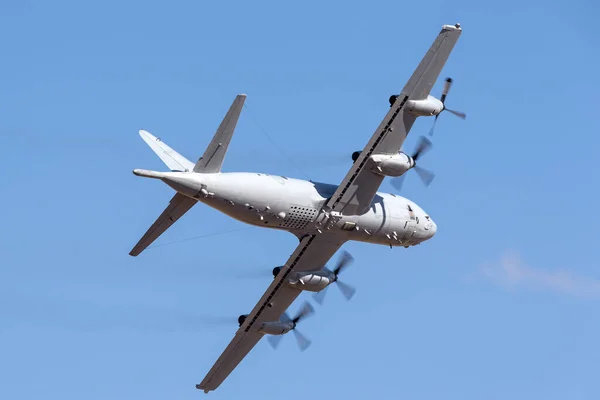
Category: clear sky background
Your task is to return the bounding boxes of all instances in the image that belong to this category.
[1,0,599,399]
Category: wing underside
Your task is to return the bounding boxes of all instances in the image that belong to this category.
[197,234,346,393]
[193,23,464,393]
[326,23,463,215]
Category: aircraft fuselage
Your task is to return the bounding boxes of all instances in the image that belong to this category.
[153,171,437,247]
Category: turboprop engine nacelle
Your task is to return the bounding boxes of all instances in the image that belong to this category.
[367,152,414,177]
[286,271,334,292]
[273,267,334,292]
[406,95,444,117]
[257,321,293,335]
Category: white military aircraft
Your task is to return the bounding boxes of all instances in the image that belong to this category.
[129,22,464,393]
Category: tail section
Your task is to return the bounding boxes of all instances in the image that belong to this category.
[193,94,246,173]
[131,131,196,256]
[130,94,246,256]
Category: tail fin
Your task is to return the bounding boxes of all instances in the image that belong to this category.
[193,94,246,173]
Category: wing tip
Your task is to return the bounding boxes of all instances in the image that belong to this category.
[139,129,157,140]
[442,23,461,31]
[129,246,141,257]
[196,384,210,394]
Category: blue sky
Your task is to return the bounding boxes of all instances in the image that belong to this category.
[1,0,599,399]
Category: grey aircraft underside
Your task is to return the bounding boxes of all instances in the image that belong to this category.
[128,22,464,393]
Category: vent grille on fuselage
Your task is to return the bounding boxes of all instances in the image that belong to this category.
[280,205,317,230]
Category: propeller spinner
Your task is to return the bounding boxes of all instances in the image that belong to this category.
[313,251,356,305]
[390,136,435,192]
[429,77,466,136]
[267,302,315,351]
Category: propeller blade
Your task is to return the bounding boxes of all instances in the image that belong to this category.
[428,116,439,136]
[333,251,354,275]
[293,301,315,323]
[336,280,357,301]
[430,77,466,136]
[312,286,329,306]
[413,165,435,186]
[267,334,284,350]
[390,174,406,192]
[440,77,453,104]
[292,329,312,351]
[280,311,293,323]
[412,136,433,161]
[444,108,467,120]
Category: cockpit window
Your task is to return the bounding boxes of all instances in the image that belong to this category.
[407,204,413,212]
[425,215,430,221]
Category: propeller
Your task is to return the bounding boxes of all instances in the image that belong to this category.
[389,136,435,192]
[313,251,356,305]
[267,301,315,351]
[429,77,466,136]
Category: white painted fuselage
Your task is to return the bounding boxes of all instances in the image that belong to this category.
[143,170,437,248]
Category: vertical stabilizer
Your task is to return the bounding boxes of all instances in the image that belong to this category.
[193,94,246,173]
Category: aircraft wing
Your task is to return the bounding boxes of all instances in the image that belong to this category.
[196,233,346,393]
[325,23,463,215]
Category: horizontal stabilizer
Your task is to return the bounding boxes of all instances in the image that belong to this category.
[129,193,196,256]
[132,169,165,179]
[139,130,195,172]
[193,94,246,173]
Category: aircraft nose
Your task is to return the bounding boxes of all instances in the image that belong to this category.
[427,219,437,238]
